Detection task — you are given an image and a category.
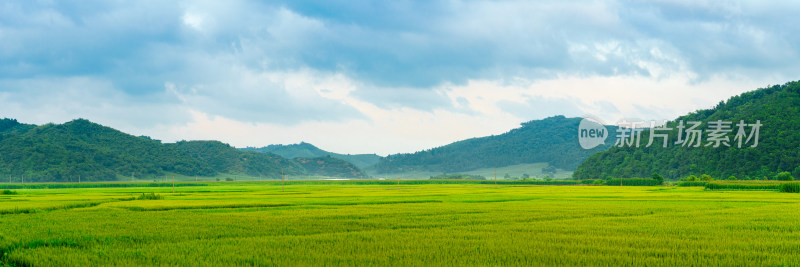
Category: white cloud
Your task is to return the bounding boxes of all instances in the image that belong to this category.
[2,0,800,155]
[0,76,188,132]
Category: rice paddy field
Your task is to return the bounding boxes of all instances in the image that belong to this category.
[1,181,800,266]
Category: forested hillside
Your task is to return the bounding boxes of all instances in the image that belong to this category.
[172,140,305,178]
[294,156,368,178]
[0,119,365,182]
[373,116,617,173]
[242,142,381,169]
[574,81,800,180]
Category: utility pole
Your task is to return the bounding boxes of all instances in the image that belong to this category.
[494,168,497,185]
[79,175,81,183]
[172,175,175,193]
[397,175,400,185]
[281,168,284,192]
[22,174,24,184]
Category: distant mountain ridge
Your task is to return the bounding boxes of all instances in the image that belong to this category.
[372,115,617,174]
[242,142,382,169]
[0,118,366,182]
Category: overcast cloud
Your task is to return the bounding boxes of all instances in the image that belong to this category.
[1,0,798,155]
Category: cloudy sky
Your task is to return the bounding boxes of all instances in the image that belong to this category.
[1,1,799,155]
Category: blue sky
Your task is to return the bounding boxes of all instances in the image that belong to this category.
[1,0,799,155]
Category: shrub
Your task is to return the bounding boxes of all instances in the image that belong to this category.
[726,176,737,180]
[701,174,714,181]
[677,181,707,187]
[683,175,699,182]
[580,179,604,185]
[1,189,17,195]
[775,172,794,181]
[652,173,664,185]
[606,178,662,186]
[779,183,800,193]
[137,193,163,200]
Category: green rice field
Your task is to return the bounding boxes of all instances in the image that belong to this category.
[1,182,799,266]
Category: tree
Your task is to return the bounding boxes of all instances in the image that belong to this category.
[542,166,557,176]
[504,173,511,179]
[522,173,530,179]
[652,172,664,184]
[793,166,800,179]
[701,174,713,181]
[775,171,794,181]
[726,176,737,180]
[685,175,698,181]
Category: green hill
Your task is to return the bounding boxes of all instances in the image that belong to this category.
[574,81,800,180]
[242,142,381,169]
[294,156,368,178]
[172,140,305,178]
[372,116,617,174]
[0,118,365,182]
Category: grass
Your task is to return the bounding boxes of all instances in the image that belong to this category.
[1,182,799,266]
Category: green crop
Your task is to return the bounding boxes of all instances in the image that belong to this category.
[1,182,799,266]
[605,178,662,186]
[136,193,163,200]
[779,182,800,193]
[677,181,707,187]
[704,180,791,191]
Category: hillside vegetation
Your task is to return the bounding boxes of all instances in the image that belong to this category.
[294,156,368,178]
[574,81,800,180]
[242,142,381,169]
[373,116,616,174]
[0,119,366,182]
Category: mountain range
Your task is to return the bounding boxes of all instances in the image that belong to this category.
[371,115,617,174]
[7,80,795,182]
[241,142,381,169]
[0,119,366,182]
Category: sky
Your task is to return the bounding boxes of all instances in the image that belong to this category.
[1,0,799,155]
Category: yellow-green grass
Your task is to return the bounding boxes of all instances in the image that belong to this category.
[1,183,799,266]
